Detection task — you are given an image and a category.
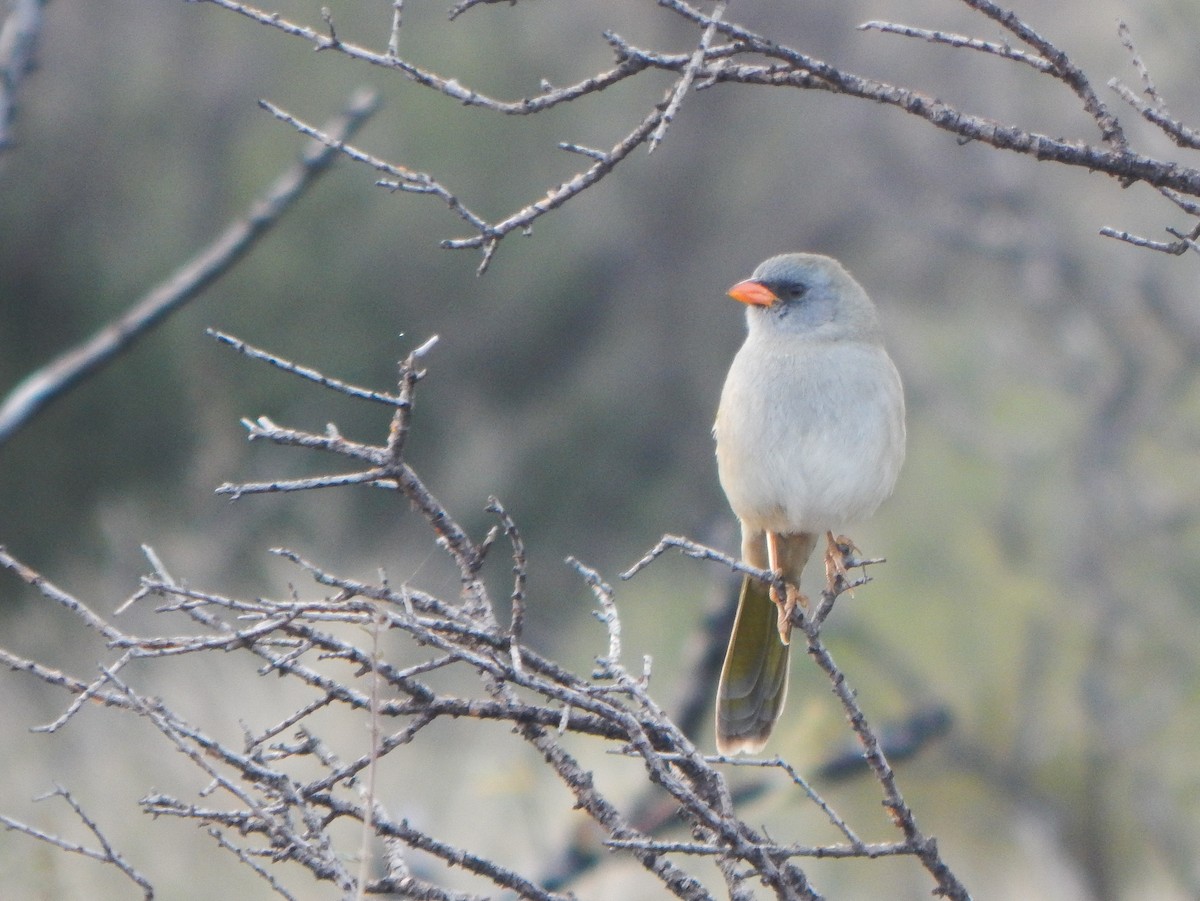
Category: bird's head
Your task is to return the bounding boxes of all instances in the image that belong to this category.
[727,252,881,340]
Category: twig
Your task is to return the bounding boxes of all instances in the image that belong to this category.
[217,468,390,498]
[0,88,379,447]
[1099,222,1200,256]
[801,630,971,901]
[228,468,399,498]
[604,837,910,859]
[208,330,406,407]
[621,534,880,634]
[956,0,1125,150]
[1115,20,1160,104]
[0,545,125,641]
[568,556,622,672]
[32,651,135,733]
[648,0,727,152]
[1108,79,1200,151]
[486,496,527,671]
[233,417,384,463]
[386,335,438,464]
[439,99,668,272]
[623,532,962,896]
[209,330,483,574]
[0,787,154,899]
[386,0,403,58]
[1161,189,1200,218]
[201,0,645,115]
[256,98,490,236]
[621,534,770,584]
[207,828,299,900]
[447,0,514,21]
[52,789,155,898]
[654,0,1200,196]
[355,609,385,901]
[767,756,864,847]
[860,20,1052,73]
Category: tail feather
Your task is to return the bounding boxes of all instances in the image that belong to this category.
[715,574,790,755]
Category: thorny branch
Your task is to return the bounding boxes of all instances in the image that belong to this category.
[0,335,968,899]
[192,0,1200,271]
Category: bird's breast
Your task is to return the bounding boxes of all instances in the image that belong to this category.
[714,338,905,534]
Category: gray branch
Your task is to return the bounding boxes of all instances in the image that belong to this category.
[0,88,379,447]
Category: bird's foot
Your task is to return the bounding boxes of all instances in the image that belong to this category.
[768,580,805,645]
[825,531,861,595]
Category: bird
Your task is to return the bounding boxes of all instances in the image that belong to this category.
[713,252,906,755]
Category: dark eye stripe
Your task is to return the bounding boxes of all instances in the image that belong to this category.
[777,280,807,299]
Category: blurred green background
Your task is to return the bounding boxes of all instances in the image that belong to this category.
[2,0,1199,898]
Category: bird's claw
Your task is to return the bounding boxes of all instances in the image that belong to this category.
[769,579,805,645]
[825,532,861,595]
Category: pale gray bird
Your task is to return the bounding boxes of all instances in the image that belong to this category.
[713,253,906,755]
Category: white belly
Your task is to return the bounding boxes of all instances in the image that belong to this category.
[714,338,905,535]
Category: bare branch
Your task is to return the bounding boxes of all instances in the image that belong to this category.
[1,337,967,898]
[207,828,299,900]
[438,98,668,272]
[955,0,1126,149]
[183,0,1200,273]
[486,496,527,670]
[1099,222,1200,256]
[1108,79,1200,151]
[568,556,623,669]
[859,20,1053,74]
[648,0,727,152]
[605,836,910,859]
[0,545,125,641]
[199,0,646,114]
[0,88,379,447]
[0,788,154,899]
[386,0,403,55]
[216,468,391,498]
[621,533,776,585]
[386,335,438,464]
[764,756,865,847]
[802,630,970,901]
[625,532,964,897]
[208,330,407,407]
[1115,19,1161,105]
[256,98,491,237]
[447,0,512,22]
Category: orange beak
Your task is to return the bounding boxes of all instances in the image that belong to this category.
[727,279,778,307]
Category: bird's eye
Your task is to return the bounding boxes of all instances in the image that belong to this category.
[783,281,808,300]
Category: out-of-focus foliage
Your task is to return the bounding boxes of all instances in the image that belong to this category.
[1,1,1199,898]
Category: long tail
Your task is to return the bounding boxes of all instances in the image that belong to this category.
[715,574,790,755]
